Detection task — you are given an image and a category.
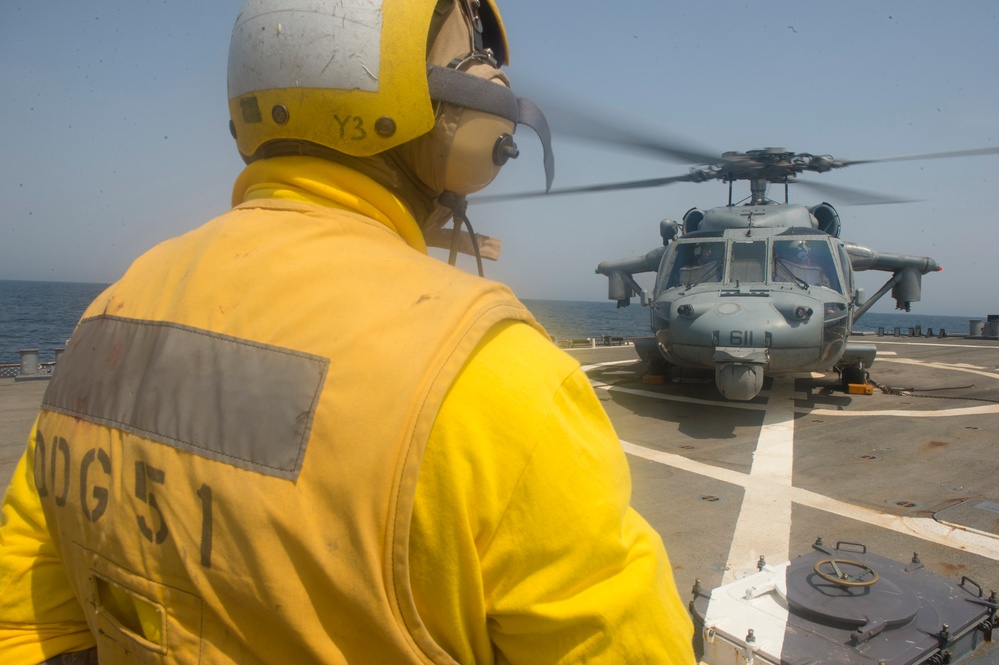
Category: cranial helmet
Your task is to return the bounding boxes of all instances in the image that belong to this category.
[778,240,808,262]
[227,0,553,197]
[793,241,810,261]
[693,244,715,260]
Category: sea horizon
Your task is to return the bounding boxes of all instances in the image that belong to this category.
[1,279,988,364]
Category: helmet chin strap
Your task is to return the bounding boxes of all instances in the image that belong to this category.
[439,191,485,277]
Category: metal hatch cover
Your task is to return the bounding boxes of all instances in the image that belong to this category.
[690,540,996,665]
[782,546,920,629]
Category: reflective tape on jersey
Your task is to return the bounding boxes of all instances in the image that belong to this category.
[43,315,327,480]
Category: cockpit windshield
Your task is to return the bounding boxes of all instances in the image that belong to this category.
[664,241,724,288]
[660,236,845,292]
[772,239,842,292]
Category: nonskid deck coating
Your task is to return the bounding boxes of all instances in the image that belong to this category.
[568,334,999,611]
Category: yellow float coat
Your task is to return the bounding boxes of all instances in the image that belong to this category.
[0,158,694,664]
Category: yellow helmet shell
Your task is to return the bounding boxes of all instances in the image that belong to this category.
[227,0,508,160]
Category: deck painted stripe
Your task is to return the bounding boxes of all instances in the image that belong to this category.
[590,381,769,412]
[805,402,999,418]
[579,360,638,372]
[876,357,999,381]
[869,340,996,349]
[586,362,999,418]
[721,379,796,583]
[620,441,999,561]
[700,379,795,662]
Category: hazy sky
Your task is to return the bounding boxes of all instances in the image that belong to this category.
[2,1,997,317]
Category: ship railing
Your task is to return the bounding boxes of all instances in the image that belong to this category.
[1,362,57,379]
[552,336,633,349]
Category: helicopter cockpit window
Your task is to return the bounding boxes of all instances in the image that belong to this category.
[772,239,842,292]
[666,241,725,288]
[727,241,767,284]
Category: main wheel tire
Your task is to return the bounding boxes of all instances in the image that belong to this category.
[841,364,866,386]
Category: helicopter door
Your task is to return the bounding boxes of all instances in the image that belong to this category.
[727,241,767,284]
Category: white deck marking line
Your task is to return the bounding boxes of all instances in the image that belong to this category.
[869,340,997,349]
[583,360,999,418]
[589,380,769,412]
[697,380,795,660]
[620,441,999,561]
[804,402,999,417]
[720,379,796,584]
[579,360,638,372]
[877,357,999,381]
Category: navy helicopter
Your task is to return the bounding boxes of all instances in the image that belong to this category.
[476,139,999,401]
[593,147,945,400]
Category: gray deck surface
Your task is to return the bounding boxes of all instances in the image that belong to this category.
[3,334,997,661]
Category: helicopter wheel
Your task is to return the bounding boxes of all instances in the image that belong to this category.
[646,354,671,380]
[841,363,867,387]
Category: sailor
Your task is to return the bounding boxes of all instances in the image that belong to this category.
[776,240,831,288]
[695,243,717,265]
[0,1,695,663]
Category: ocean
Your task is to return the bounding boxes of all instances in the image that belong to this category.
[1,280,110,364]
[521,299,980,342]
[0,279,983,365]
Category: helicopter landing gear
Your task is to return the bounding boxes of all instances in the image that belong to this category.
[840,363,868,388]
[644,354,672,384]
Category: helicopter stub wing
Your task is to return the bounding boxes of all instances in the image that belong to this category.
[845,243,942,315]
[595,246,667,306]
[844,244,941,274]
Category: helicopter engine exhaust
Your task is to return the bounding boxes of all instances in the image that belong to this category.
[809,203,841,237]
[683,208,705,234]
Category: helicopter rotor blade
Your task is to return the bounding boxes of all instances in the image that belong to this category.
[791,178,919,206]
[542,102,728,167]
[834,146,999,168]
[472,173,701,204]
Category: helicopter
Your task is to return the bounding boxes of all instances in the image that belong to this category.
[593,147,945,400]
[474,137,999,401]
